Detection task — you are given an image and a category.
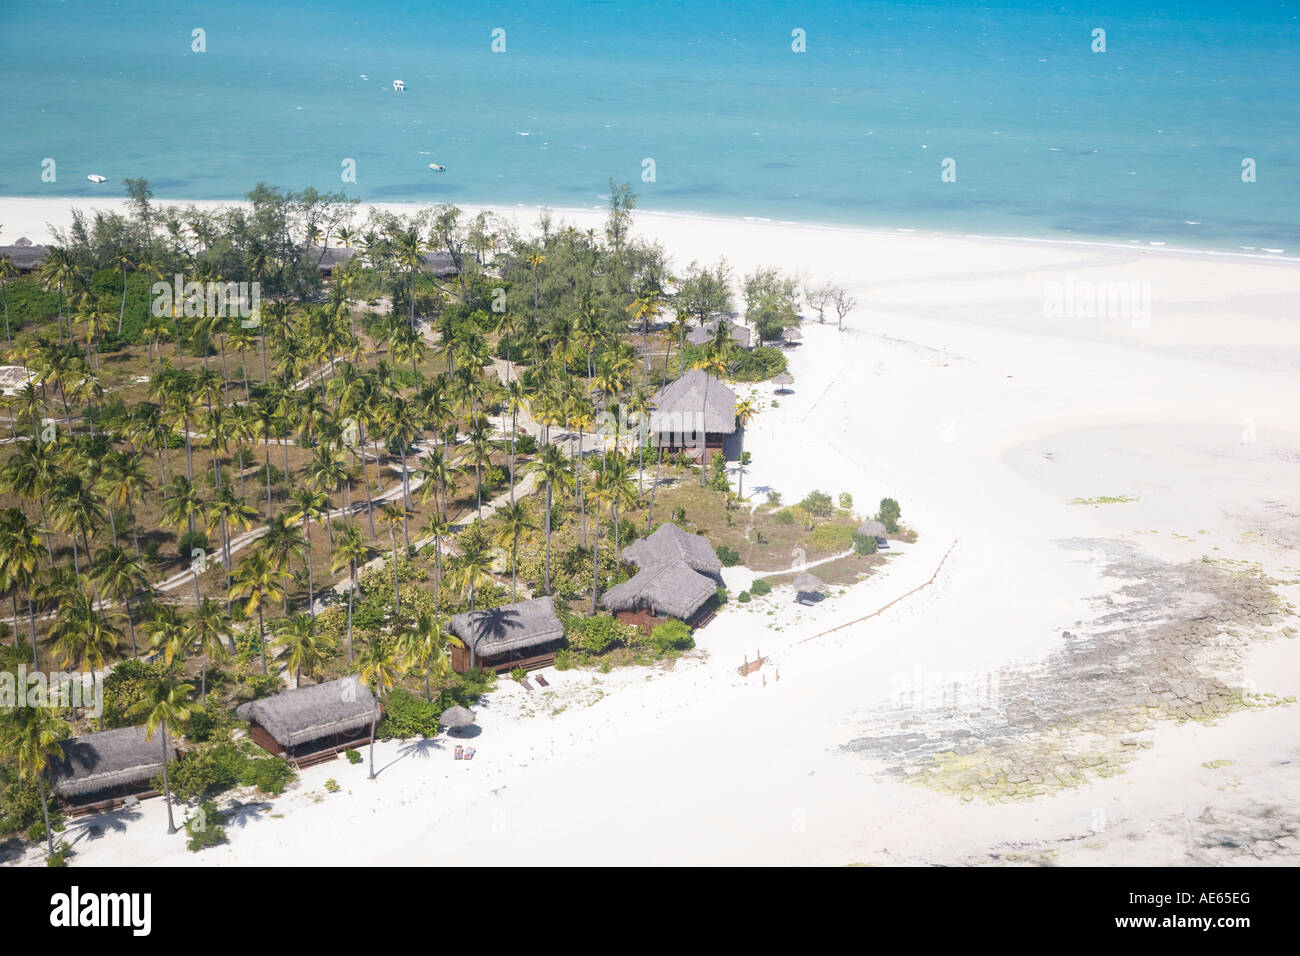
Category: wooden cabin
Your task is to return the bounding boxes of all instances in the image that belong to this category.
[647,368,740,462]
[447,596,565,674]
[48,725,176,816]
[236,677,380,767]
[601,522,724,633]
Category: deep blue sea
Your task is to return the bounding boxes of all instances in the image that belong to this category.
[2,0,1298,250]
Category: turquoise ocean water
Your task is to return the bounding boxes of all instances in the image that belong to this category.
[1,0,1297,251]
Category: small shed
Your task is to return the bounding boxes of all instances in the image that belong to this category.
[447,596,565,674]
[48,725,176,814]
[237,677,381,766]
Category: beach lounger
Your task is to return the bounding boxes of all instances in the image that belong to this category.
[535,674,550,687]
[464,748,476,761]
[454,745,464,760]
[519,678,534,690]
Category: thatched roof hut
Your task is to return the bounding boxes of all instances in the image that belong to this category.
[447,596,565,672]
[687,319,752,349]
[0,243,50,273]
[48,725,174,801]
[858,520,886,537]
[601,561,719,622]
[623,522,722,577]
[649,368,737,436]
[236,677,379,754]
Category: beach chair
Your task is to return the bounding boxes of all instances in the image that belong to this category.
[535,674,550,688]
[519,677,534,690]
[454,745,464,760]
[464,747,476,761]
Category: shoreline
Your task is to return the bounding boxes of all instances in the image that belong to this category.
[1,194,1295,264]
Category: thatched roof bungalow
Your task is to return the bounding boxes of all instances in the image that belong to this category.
[602,523,723,632]
[447,596,565,674]
[0,242,50,273]
[48,725,175,813]
[648,368,739,462]
[237,677,380,766]
[687,319,752,349]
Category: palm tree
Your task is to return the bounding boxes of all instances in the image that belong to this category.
[229,550,286,674]
[258,513,306,611]
[273,612,334,687]
[330,521,371,662]
[492,501,535,601]
[130,674,197,834]
[450,526,494,613]
[418,512,451,615]
[377,501,409,613]
[462,418,495,521]
[357,638,403,779]
[398,610,447,702]
[144,603,190,671]
[90,544,148,657]
[525,444,571,595]
[733,396,758,499]
[0,255,17,352]
[49,591,121,724]
[0,508,43,662]
[286,487,329,618]
[1,704,70,858]
[188,598,232,700]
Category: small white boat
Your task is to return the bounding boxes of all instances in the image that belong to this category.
[428,163,445,172]
[87,174,107,184]
[392,79,405,92]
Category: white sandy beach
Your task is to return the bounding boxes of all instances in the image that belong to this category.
[2,194,1298,866]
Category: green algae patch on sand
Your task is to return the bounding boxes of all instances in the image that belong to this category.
[1068,495,1139,506]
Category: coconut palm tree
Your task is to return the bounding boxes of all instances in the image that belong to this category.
[144,603,190,671]
[286,487,330,618]
[418,512,451,615]
[492,501,535,601]
[357,637,403,779]
[450,525,494,613]
[49,591,122,724]
[129,673,197,834]
[330,520,371,662]
[377,501,409,613]
[229,550,286,674]
[0,508,43,662]
[0,255,17,352]
[89,544,148,657]
[273,612,334,688]
[188,598,232,700]
[398,610,447,702]
[0,704,70,859]
[524,444,571,595]
[733,396,758,499]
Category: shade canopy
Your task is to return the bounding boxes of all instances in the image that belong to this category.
[857,520,886,537]
[771,372,794,385]
[793,572,825,592]
[440,705,477,729]
[782,327,803,341]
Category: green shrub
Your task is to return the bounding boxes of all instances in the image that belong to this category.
[378,688,438,740]
[715,544,741,567]
[738,591,752,603]
[566,614,635,655]
[160,744,243,803]
[765,491,783,507]
[101,658,167,729]
[184,801,227,852]
[554,648,574,671]
[731,345,789,382]
[46,840,73,867]
[750,578,772,596]
[774,509,795,525]
[345,748,363,765]
[514,434,538,455]
[239,757,296,795]
[839,492,854,510]
[178,531,209,563]
[799,490,834,517]
[852,532,878,556]
[877,497,901,534]
[238,674,283,702]
[324,778,340,793]
[650,619,694,653]
[509,666,527,682]
[810,523,854,553]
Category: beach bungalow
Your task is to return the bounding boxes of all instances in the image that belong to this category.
[601,522,724,632]
[236,676,381,767]
[0,240,50,274]
[687,318,752,350]
[648,367,740,462]
[447,596,565,674]
[48,725,176,816]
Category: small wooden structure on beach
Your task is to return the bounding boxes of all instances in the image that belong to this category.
[48,725,176,816]
[236,677,380,767]
[447,596,565,674]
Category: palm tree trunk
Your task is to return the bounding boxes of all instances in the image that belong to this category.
[591,508,600,615]
[544,482,553,595]
[346,566,355,662]
[161,727,177,834]
[258,607,268,674]
[38,777,54,857]
[368,709,377,779]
